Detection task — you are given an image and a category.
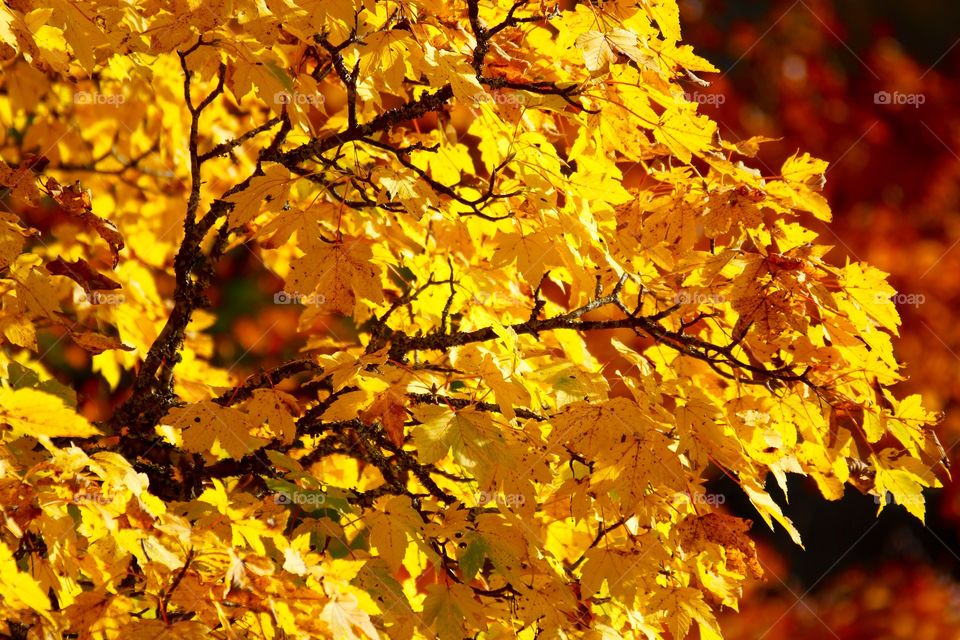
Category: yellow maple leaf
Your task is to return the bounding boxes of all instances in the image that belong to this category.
[286,238,384,315]
[0,387,100,439]
[226,165,293,227]
[576,29,655,73]
[163,401,268,459]
[0,540,52,620]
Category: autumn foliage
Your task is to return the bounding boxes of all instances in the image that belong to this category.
[0,1,949,638]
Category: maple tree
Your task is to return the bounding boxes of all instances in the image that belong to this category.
[0,0,950,638]
[668,3,960,637]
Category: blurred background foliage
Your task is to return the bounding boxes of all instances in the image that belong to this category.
[678,1,960,637]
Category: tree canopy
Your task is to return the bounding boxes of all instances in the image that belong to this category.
[0,0,947,638]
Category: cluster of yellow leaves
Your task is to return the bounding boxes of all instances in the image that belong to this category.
[0,424,379,638]
[0,0,947,638]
